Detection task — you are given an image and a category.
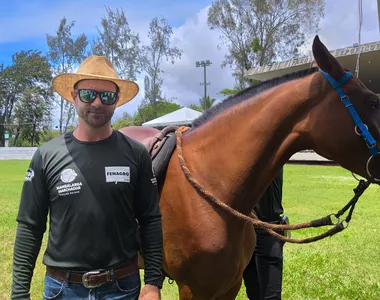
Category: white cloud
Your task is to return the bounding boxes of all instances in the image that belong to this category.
[118,1,380,119]
[0,0,216,44]
[300,0,379,55]
[4,0,378,123]
[160,7,235,104]
[0,1,232,121]
[114,5,235,119]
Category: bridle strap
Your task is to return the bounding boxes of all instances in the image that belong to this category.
[319,70,379,157]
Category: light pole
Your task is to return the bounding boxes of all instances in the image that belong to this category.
[377,0,380,34]
[196,60,212,110]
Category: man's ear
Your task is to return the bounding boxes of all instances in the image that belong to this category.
[71,90,79,107]
[115,94,120,106]
[71,90,76,101]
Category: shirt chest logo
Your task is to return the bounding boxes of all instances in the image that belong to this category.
[60,168,77,183]
[105,166,130,184]
[57,168,82,196]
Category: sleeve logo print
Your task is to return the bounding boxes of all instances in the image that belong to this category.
[151,167,157,185]
[151,177,157,185]
[24,168,35,182]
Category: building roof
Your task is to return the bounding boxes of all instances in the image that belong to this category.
[142,107,202,127]
[244,40,380,94]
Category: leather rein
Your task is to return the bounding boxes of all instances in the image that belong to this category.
[174,70,379,244]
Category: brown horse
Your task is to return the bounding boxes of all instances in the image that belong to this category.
[120,36,380,299]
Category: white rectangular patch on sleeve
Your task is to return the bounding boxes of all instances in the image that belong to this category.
[105,166,130,184]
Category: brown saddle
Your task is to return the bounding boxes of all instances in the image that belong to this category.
[118,125,178,160]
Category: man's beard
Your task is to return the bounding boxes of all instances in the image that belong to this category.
[77,106,114,128]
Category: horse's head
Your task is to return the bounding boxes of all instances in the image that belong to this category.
[307,36,380,182]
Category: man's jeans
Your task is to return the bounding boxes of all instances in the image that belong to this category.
[42,272,141,300]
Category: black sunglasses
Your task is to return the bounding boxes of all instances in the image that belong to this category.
[76,89,118,105]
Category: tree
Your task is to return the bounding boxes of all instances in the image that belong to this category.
[112,101,183,128]
[0,65,6,144]
[13,88,52,146]
[0,50,52,146]
[112,112,136,130]
[92,6,141,81]
[200,95,216,111]
[137,101,182,124]
[208,0,325,89]
[218,78,260,98]
[218,88,240,97]
[190,96,216,112]
[112,118,133,130]
[46,17,88,134]
[141,17,182,119]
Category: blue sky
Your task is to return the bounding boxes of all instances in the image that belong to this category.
[0,0,211,65]
[1,0,380,124]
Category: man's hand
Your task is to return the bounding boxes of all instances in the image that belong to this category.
[138,284,160,300]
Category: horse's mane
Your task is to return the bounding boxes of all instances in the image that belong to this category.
[192,67,319,129]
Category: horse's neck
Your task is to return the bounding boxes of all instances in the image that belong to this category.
[184,76,318,215]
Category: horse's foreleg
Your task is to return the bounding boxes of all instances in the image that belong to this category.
[178,284,214,300]
[178,284,193,300]
[215,278,243,300]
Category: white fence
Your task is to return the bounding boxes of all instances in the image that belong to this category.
[0,147,332,163]
[0,147,38,160]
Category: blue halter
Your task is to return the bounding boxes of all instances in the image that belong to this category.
[319,70,379,158]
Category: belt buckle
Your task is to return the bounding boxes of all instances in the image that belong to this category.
[82,270,102,288]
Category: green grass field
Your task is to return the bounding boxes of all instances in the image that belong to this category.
[0,161,379,299]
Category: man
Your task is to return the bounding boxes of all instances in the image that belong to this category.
[243,167,286,300]
[11,56,163,299]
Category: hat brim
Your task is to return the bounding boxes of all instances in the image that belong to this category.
[52,73,139,107]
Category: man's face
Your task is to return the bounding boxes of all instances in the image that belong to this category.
[71,79,119,128]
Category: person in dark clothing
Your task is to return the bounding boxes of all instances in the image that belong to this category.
[243,167,286,300]
[11,56,163,300]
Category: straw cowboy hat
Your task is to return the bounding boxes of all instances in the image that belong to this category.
[52,55,139,107]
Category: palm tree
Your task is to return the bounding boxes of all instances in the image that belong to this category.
[200,96,216,111]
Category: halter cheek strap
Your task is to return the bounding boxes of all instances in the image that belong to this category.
[319,70,379,158]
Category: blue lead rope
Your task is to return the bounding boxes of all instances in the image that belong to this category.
[319,70,379,157]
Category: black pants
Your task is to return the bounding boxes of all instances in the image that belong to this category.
[243,229,284,300]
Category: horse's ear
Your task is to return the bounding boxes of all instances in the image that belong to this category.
[312,35,345,79]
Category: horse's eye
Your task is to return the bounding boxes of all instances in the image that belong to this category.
[373,99,380,109]
[366,96,380,109]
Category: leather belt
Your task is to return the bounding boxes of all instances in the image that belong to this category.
[46,259,139,289]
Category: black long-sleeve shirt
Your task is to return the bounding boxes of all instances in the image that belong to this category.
[11,130,163,299]
[254,167,284,222]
